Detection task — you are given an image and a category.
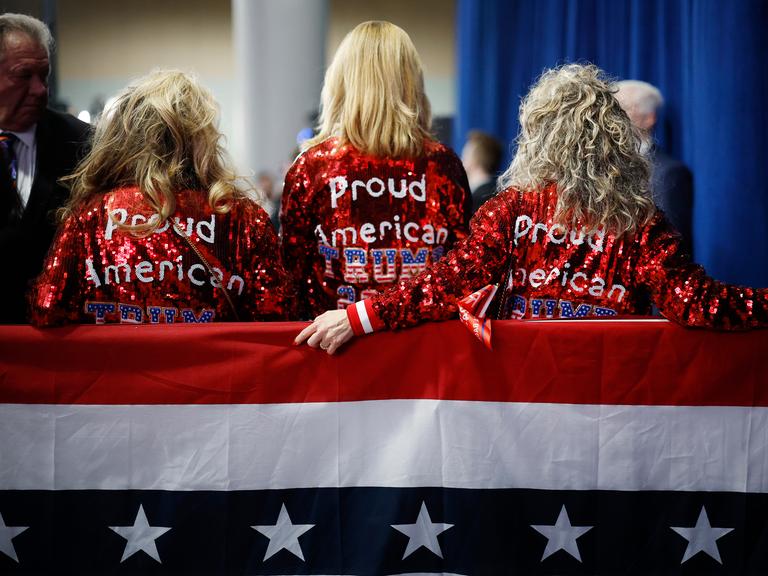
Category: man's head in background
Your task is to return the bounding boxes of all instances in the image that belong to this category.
[614,80,664,147]
[461,130,503,191]
[0,13,51,131]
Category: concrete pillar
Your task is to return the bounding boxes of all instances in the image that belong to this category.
[232,0,328,181]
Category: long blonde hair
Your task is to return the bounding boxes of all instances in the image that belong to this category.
[499,64,655,237]
[305,20,432,158]
[61,70,243,233]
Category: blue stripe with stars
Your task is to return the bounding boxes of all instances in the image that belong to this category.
[1,488,766,574]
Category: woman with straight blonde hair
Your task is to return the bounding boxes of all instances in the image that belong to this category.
[281,20,471,320]
[298,64,768,354]
[30,70,293,325]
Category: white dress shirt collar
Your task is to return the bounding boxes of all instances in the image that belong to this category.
[4,125,37,148]
[1,125,38,208]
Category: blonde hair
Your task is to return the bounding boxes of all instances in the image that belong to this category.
[305,20,432,158]
[500,64,655,237]
[61,70,243,233]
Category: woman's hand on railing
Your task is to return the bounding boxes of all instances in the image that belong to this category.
[294,309,354,355]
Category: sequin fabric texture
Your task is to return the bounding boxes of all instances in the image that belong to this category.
[29,187,294,325]
[369,184,768,329]
[280,137,471,319]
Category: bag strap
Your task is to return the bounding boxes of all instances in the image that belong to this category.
[172,220,240,321]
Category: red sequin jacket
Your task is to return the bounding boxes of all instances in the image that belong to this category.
[30,187,294,325]
[280,137,471,319]
[348,184,768,333]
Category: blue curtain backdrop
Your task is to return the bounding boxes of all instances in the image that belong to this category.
[456,0,768,286]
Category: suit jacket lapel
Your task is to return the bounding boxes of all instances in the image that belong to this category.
[22,114,58,228]
[0,153,21,225]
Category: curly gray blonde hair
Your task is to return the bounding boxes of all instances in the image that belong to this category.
[499,64,655,237]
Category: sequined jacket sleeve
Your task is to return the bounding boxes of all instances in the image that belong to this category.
[234,201,296,321]
[635,214,768,329]
[356,192,517,330]
[28,208,90,327]
[440,149,473,243]
[280,152,317,319]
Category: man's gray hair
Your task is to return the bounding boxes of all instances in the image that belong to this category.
[0,13,53,58]
[614,80,664,116]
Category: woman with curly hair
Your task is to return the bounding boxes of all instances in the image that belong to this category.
[298,63,768,353]
[30,70,293,325]
[280,21,471,319]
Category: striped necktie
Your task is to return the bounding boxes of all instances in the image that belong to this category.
[0,132,23,222]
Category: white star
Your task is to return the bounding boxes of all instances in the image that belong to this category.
[0,512,28,563]
[110,504,171,563]
[252,503,314,561]
[671,505,734,564]
[391,501,454,559]
[531,504,593,562]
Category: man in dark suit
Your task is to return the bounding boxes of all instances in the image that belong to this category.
[461,130,503,215]
[0,13,90,323]
[615,80,694,256]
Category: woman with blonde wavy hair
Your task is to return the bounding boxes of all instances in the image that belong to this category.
[299,63,768,353]
[281,20,471,320]
[30,70,293,325]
